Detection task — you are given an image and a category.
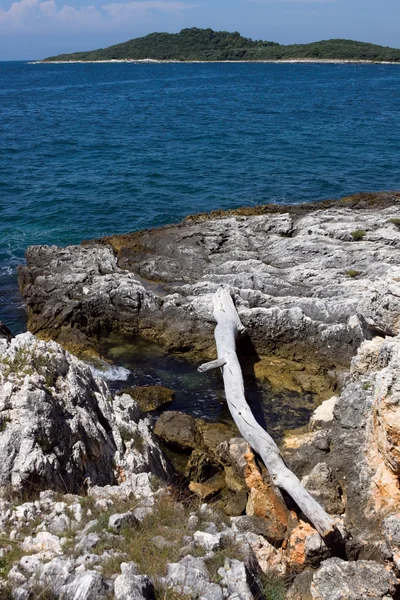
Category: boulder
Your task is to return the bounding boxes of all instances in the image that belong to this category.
[114,563,155,600]
[113,394,176,483]
[108,511,139,532]
[301,462,344,515]
[224,491,248,517]
[118,385,174,413]
[38,557,111,599]
[218,558,260,600]
[0,333,174,498]
[242,448,289,545]
[310,557,398,600]
[162,555,223,600]
[189,475,225,501]
[310,396,338,431]
[372,339,400,476]
[154,411,200,451]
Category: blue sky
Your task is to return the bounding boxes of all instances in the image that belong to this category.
[1,0,399,60]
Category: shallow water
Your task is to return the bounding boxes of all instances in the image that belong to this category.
[96,334,319,441]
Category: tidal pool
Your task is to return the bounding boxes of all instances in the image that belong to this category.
[96,333,319,442]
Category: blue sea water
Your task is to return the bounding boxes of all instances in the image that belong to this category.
[1,61,400,334]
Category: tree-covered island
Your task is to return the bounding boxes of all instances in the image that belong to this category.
[42,27,400,62]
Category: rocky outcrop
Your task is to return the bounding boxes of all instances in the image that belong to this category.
[282,332,400,565]
[0,332,118,494]
[18,193,400,364]
[0,333,173,496]
[9,193,400,598]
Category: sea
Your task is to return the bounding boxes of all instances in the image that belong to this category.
[1,61,400,426]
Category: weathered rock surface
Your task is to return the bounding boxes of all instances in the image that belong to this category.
[310,557,398,600]
[0,333,173,496]
[162,555,224,600]
[0,332,118,494]
[18,193,400,364]
[114,563,155,600]
[284,332,400,561]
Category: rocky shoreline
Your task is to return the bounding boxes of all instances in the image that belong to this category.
[1,192,400,598]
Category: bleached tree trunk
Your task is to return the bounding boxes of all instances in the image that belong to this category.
[198,287,338,540]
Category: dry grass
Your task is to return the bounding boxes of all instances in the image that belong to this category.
[93,495,193,578]
[88,491,240,581]
[153,582,192,600]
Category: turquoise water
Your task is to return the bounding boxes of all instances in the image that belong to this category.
[1,61,400,333]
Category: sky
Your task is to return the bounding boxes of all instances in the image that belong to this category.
[0,0,399,60]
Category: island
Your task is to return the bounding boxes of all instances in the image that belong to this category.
[41,27,400,63]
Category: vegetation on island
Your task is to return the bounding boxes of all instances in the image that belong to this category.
[43,27,400,62]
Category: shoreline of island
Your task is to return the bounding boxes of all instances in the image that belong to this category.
[30,58,400,65]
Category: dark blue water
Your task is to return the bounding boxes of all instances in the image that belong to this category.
[2,61,400,333]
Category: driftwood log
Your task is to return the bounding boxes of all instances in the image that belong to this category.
[198,287,339,541]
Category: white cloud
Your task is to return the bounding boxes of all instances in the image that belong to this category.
[0,0,198,30]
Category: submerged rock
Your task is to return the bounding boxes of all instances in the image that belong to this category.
[117,385,174,413]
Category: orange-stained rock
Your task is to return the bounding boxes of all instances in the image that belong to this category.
[243,449,290,544]
[373,372,400,478]
[189,474,225,501]
[366,441,400,518]
[285,521,318,570]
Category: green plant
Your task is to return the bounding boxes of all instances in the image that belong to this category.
[89,493,204,578]
[0,416,10,433]
[26,581,59,600]
[362,382,372,390]
[0,543,24,578]
[389,218,400,228]
[350,229,366,241]
[132,430,144,452]
[256,570,288,600]
[88,513,110,534]
[149,474,164,492]
[345,269,361,278]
